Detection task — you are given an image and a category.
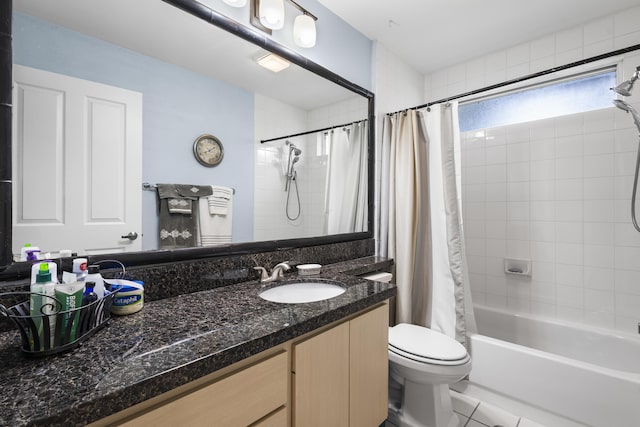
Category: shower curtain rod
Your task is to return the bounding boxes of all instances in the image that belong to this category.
[260,119,368,144]
[387,43,640,117]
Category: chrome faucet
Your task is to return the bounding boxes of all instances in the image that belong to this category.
[254,262,292,283]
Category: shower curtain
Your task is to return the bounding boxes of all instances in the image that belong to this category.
[377,103,476,345]
[324,122,368,234]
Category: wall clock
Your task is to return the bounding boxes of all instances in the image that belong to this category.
[193,134,224,167]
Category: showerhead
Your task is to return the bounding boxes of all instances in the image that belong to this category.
[614,99,640,132]
[612,66,640,96]
[286,141,302,156]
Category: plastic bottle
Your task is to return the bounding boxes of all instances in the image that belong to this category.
[82,281,98,306]
[85,265,105,298]
[72,258,88,282]
[20,243,39,261]
[30,263,57,349]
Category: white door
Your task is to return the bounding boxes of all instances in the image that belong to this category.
[12,65,143,258]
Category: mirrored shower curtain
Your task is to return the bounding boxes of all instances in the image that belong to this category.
[324,122,368,234]
[377,103,476,345]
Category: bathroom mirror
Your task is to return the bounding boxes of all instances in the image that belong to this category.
[2,0,374,271]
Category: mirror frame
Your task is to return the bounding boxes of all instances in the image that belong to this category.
[0,0,375,277]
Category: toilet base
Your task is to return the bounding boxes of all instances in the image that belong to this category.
[390,380,460,427]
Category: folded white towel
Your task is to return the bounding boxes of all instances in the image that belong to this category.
[208,185,234,215]
[198,185,233,246]
[212,187,232,199]
[208,197,229,215]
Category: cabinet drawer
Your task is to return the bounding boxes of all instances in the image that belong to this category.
[251,407,287,427]
[122,352,288,427]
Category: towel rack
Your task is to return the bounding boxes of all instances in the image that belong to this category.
[141,182,235,194]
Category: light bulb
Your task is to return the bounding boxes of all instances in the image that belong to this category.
[259,0,285,30]
[222,0,247,7]
[293,14,316,48]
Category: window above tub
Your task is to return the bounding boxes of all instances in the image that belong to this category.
[459,69,616,132]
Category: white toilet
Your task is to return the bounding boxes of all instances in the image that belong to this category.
[387,323,472,427]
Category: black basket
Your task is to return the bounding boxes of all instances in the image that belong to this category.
[0,291,117,357]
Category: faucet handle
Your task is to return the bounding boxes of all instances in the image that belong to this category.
[270,262,291,279]
[253,266,269,281]
[273,261,292,270]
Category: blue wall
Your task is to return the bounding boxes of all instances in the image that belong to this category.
[13,12,255,249]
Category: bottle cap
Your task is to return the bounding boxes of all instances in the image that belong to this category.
[88,265,100,274]
[72,258,88,273]
[36,262,52,283]
[85,281,96,289]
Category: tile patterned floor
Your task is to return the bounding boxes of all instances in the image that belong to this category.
[452,390,546,427]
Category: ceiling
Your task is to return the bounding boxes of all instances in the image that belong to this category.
[13,0,357,111]
[317,0,640,74]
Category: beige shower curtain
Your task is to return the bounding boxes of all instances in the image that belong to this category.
[378,103,476,345]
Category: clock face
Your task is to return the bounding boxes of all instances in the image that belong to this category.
[194,135,224,167]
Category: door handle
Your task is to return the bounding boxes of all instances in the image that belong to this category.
[121,232,138,241]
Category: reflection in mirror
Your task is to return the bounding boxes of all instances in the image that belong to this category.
[10,0,369,261]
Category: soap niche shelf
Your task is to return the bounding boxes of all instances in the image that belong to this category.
[504,258,531,277]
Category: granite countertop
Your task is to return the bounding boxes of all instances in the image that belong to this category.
[0,256,395,427]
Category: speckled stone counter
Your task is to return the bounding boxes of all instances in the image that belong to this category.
[0,256,395,427]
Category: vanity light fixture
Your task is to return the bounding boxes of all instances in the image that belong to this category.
[250,0,318,48]
[256,52,290,72]
[293,13,316,48]
[258,0,285,29]
[222,0,248,7]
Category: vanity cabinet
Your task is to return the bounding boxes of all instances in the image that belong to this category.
[293,303,389,427]
[93,302,389,427]
[119,351,288,427]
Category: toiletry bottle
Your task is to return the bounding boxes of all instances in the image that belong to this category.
[31,261,59,285]
[20,243,39,261]
[55,281,84,342]
[72,258,88,282]
[82,282,98,306]
[30,263,57,349]
[85,265,105,298]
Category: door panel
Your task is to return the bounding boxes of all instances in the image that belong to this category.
[12,65,143,257]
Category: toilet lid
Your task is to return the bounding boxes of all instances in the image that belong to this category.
[388,323,468,362]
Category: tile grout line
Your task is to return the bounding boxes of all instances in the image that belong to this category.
[463,401,482,427]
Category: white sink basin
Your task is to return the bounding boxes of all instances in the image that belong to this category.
[259,281,346,304]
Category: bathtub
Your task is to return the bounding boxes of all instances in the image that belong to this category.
[467,305,640,427]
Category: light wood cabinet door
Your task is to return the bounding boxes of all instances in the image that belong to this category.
[349,303,389,427]
[293,321,350,427]
[121,352,288,427]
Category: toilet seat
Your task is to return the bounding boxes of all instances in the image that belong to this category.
[388,323,469,366]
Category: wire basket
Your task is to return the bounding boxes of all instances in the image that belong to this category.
[0,291,117,357]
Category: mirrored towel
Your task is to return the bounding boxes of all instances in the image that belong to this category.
[157,184,198,248]
[175,184,213,199]
[208,185,234,215]
[168,198,192,215]
[199,191,233,246]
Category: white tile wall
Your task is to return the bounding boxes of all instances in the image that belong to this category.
[253,93,368,242]
[421,4,640,335]
[462,105,640,334]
